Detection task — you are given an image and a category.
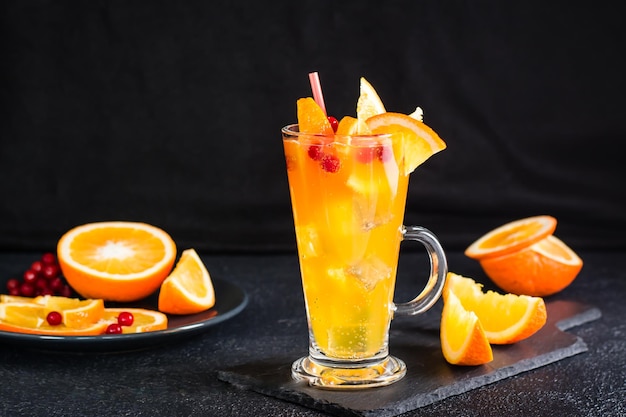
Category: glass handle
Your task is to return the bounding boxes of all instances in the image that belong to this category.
[393,225,448,317]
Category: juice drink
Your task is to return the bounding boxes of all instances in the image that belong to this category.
[286,76,447,389]
[283,128,409,359]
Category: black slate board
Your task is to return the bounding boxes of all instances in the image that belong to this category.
[217,300,601,417]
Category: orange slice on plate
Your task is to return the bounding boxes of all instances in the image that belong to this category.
[0,295,105,329]
[158,248,215,315]
[57,221,177,302]
[464,215,557,260]
[440,290,493,366]
[39,296,105,329]
[366,112,446,175]
[478,235,583,297]
[445,272,547,344]
[103,308,168,333]
[0,302,108,336]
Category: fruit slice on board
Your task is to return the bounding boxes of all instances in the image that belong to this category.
[464,215,557,260]
[158,248,215,315]
[479,235,583,297]
[366,112,446,175]
[57,221,177,302]
[445,272,547,344]
[440,290,493,366]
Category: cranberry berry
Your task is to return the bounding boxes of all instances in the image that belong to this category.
[307,145,324,161]
[321,154,341,173]
[46,311,63,326]
[19,282,36,297]
[23,270,38,284]
[41,252,57,265]
[106,323,123,334]
[117,311,134,327]
[327,116,339,132]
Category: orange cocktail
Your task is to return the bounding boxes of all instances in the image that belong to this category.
[283,129,407,359]
[284,75,448,389]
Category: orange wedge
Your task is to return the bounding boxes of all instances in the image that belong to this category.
[39,296,105,328]
[158,248,215,315]
[297,97,334,135]
[464,215,557,260]
[479,235,583,297]
[57,221,177,302]
[366,112,446,175]
[445,273,547,344]
[0,302,108,336]
[356,77,386,127]
[440,290,493,366]
[103,308,168,333]
[335,115,371,136]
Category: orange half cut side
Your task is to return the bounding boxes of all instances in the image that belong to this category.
[464,215,557,260]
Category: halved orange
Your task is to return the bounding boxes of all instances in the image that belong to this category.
[158,248,215,315]
[479,235,583,297]
[464,215,557,260]
[103,308,168,333]
[297,97,334,135]
[0,302,109,336]
[445,272,547,344]
[440,290,493,366]
[366,112,446,175]
[57,221,177,302]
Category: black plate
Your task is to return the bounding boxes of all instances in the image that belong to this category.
[0,278,248,353]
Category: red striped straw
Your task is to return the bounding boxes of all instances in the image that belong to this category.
[308,72,327,115]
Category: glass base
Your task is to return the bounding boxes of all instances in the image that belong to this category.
[291,355,406,389]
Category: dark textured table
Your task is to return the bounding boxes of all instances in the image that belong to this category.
[1,251,624,417]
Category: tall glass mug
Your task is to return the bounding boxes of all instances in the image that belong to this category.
[282,124,448,389]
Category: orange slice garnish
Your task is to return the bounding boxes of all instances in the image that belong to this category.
[335,115,371,136]
[158,249,215,315]
[356,77,386,127]
[57,221,177,302]
[366,112,446,175]
[297,97,334,135]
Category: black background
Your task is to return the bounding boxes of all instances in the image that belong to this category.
[1,1,625,254]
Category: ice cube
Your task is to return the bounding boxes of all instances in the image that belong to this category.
[346,256,392,291]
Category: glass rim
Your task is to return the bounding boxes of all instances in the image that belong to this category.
[281,123,393,139]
